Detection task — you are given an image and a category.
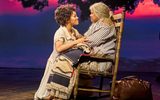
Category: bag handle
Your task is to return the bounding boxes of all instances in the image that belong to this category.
[121,75,138,80]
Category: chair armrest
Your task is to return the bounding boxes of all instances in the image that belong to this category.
[79,54,114,63]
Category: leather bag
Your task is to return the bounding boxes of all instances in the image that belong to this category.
[112,76,153,100]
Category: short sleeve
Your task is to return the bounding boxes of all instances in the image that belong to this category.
[54,29,65,43]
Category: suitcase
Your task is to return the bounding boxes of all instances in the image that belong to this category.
[112,76,153,100]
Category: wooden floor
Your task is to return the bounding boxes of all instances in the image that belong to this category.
[0,68,159,100]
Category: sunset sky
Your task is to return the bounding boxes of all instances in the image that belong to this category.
[0,0,160,17]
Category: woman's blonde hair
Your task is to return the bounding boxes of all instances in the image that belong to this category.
[90,2,113,26]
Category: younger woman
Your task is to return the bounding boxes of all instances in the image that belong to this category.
[34,4,87,100]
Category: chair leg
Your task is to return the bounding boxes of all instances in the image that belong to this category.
[110,82,115,100]
[73,68,80,100]
[99,77,104,96]
[110,72,117,99]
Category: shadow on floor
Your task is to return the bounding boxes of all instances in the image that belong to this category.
[0,68,159,100]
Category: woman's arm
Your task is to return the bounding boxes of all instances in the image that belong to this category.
[86,27,111,47]
[55,37,87,53]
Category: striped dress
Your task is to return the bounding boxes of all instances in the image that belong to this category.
[83,20,116,72]
[84,20,116,55]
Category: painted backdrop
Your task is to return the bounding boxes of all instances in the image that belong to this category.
[0,0,160,72]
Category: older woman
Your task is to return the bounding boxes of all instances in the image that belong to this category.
[81,2,116,73]
[34,4,86,100]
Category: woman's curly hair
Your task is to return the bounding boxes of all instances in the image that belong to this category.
[55,4,76,26]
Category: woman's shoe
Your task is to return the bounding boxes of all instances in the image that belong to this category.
[42,94,54,100]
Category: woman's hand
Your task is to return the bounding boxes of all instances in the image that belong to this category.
[76,37,88,44]
[55,37,88,53]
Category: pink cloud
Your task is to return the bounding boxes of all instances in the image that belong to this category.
[0,0,58,15]
[0,0,160,18]
[0,0,37,15]
[126,0,160,18]
[48,0,58,6]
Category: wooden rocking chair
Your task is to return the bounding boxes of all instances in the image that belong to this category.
[73,8,126,100]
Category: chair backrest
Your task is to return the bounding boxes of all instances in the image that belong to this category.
[110,8,125,97]
[73,8,126,100]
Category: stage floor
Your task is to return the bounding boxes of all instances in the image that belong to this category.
[0,68,159,100]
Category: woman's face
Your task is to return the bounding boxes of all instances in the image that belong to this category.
[90,9,99,23]
[68,11,79,26]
